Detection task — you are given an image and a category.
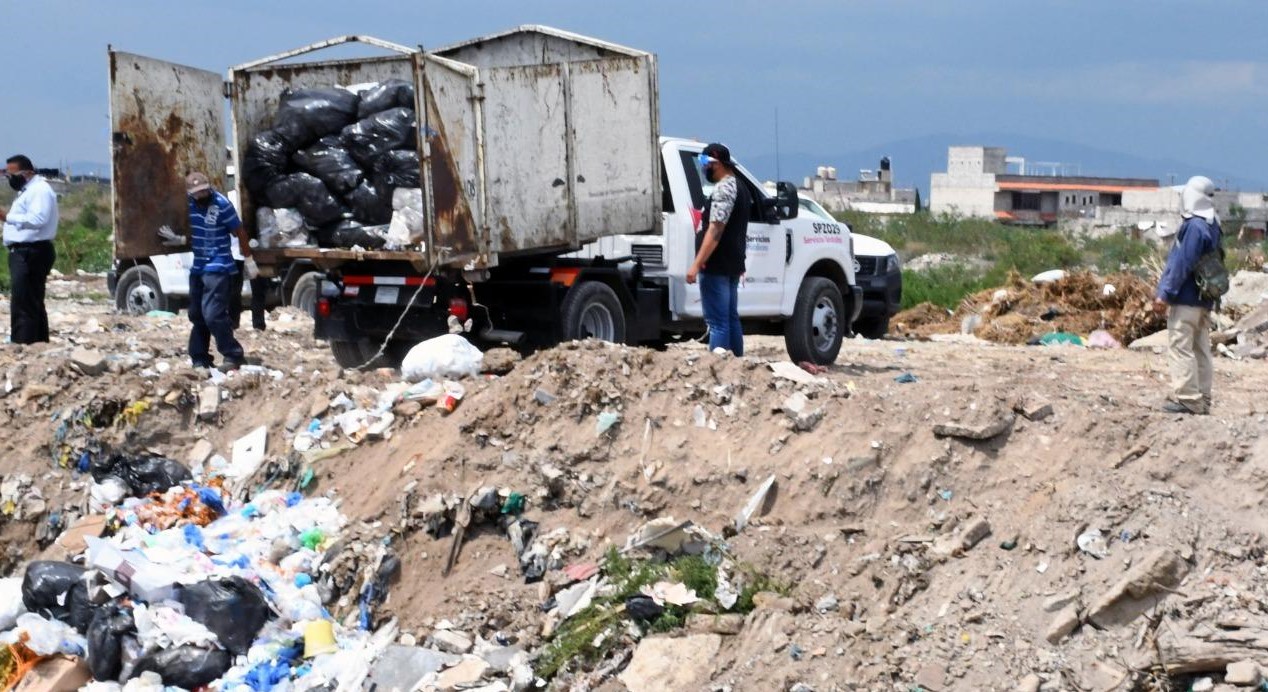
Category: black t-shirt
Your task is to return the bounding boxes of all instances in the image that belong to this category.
[696,175,751,277]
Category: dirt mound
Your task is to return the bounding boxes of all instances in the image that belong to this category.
[6,280,1268,691]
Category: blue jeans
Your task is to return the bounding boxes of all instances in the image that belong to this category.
[699,272,743,356]
[189,271,245,366]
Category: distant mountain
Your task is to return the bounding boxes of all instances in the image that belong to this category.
[746,133,1267,199]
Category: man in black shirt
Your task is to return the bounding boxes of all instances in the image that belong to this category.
[687,143,751,355]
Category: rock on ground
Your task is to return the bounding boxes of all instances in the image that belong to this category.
[618,634,721,692]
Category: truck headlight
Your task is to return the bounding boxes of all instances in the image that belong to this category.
[885,254,902,273]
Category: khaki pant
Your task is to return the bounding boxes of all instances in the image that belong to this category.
[1167,304,1213,413]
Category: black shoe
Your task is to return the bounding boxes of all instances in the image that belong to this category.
[253,321,267,331]
[1160,402,1203,415]
[192,360,214,369]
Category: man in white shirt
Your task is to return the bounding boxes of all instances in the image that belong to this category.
[0,155,59,343]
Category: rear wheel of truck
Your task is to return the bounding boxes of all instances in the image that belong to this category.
[115,265,168,315]
[288,272,319,317]
[560,281,626,344]
[330,339,389,370]
[784,277,845,365]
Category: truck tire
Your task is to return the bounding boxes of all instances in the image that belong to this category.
[784,276,845,365]
[560,281,627,343]
[115,265,168,315]
[288,272,319,317]
[854,315,890,340]
[330,339,389,370]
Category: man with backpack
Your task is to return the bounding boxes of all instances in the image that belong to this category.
[1154,175,1226,415]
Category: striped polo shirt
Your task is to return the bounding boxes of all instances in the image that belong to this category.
[189,191,241,275]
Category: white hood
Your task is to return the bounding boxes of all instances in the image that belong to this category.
[851,233,896,258]
[1180,175,1217,223]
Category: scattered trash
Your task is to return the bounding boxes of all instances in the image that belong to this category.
[1086,329,1122,349]
[732,475,777,534]
[640,581,699,607]
[595,411,621,435]
[1038,331,1084,347]
[894,372,918,384]
[1076,529,1110,560]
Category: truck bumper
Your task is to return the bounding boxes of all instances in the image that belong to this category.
[857,270,902,321]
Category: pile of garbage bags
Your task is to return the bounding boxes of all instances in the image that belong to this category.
[0,447,403,691]
[242,79,425,251]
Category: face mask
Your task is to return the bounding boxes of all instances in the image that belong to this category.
[8,174,25,192]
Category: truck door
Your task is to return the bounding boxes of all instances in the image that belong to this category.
[109,50,227,261]
[671,149,784,317]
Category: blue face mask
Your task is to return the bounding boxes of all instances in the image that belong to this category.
[697,154,720,183]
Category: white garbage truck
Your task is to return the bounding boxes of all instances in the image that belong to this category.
[108,26,862,365]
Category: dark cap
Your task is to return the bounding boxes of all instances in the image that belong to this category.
[701,143,737,168]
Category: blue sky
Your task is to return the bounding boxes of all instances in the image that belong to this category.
[3,0,1265,186]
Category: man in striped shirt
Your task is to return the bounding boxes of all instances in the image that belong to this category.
[183,172,251,369]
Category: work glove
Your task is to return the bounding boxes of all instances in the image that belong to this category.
[157,225,186,248]
[243,257,260,280]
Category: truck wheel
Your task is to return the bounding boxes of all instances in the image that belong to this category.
[330,339,389,370]
[784,277,845,365]
[854,316,890,340]
[115,265,168,315]
[288,272,319,317]
[560,281,627,343]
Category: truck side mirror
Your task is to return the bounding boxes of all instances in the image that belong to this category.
[775,182,799,220]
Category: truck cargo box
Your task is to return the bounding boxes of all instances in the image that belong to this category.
[110,27,659,274]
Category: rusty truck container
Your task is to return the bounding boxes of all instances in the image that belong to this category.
[111,26,659,274]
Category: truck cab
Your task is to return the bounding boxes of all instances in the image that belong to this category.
[572,138,863,363]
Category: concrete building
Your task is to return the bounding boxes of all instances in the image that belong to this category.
[930,146,1160,226]
[801,157,918,215]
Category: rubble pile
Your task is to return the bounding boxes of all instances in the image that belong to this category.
[895,270,1164,346]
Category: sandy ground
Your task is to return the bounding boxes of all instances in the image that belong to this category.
[2,276,1267,691]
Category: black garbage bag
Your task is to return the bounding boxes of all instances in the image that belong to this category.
[88,605,135,682]
[123,456,191,496]
[345,180,393,225]
[131,645,233,689]
[266,173,347,226]
[292,137,364,196]
[66,579,96,634]
[315,220,387,250]
[273,87,361,148]
[357,79,415,118]
[342,108,416,168]
[91,453,191,497]
[625,594,665,622]
[179,576,271,655]
[240,130,293,196]
[21,562,86,621]
[372,149,421,188]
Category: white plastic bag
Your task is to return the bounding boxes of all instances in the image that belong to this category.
[387,207,425,246]
[256,208,279,248]
[273,208,310,247]
[392,187,423,212]
[0,577,25,630]
[400,334,483,383]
